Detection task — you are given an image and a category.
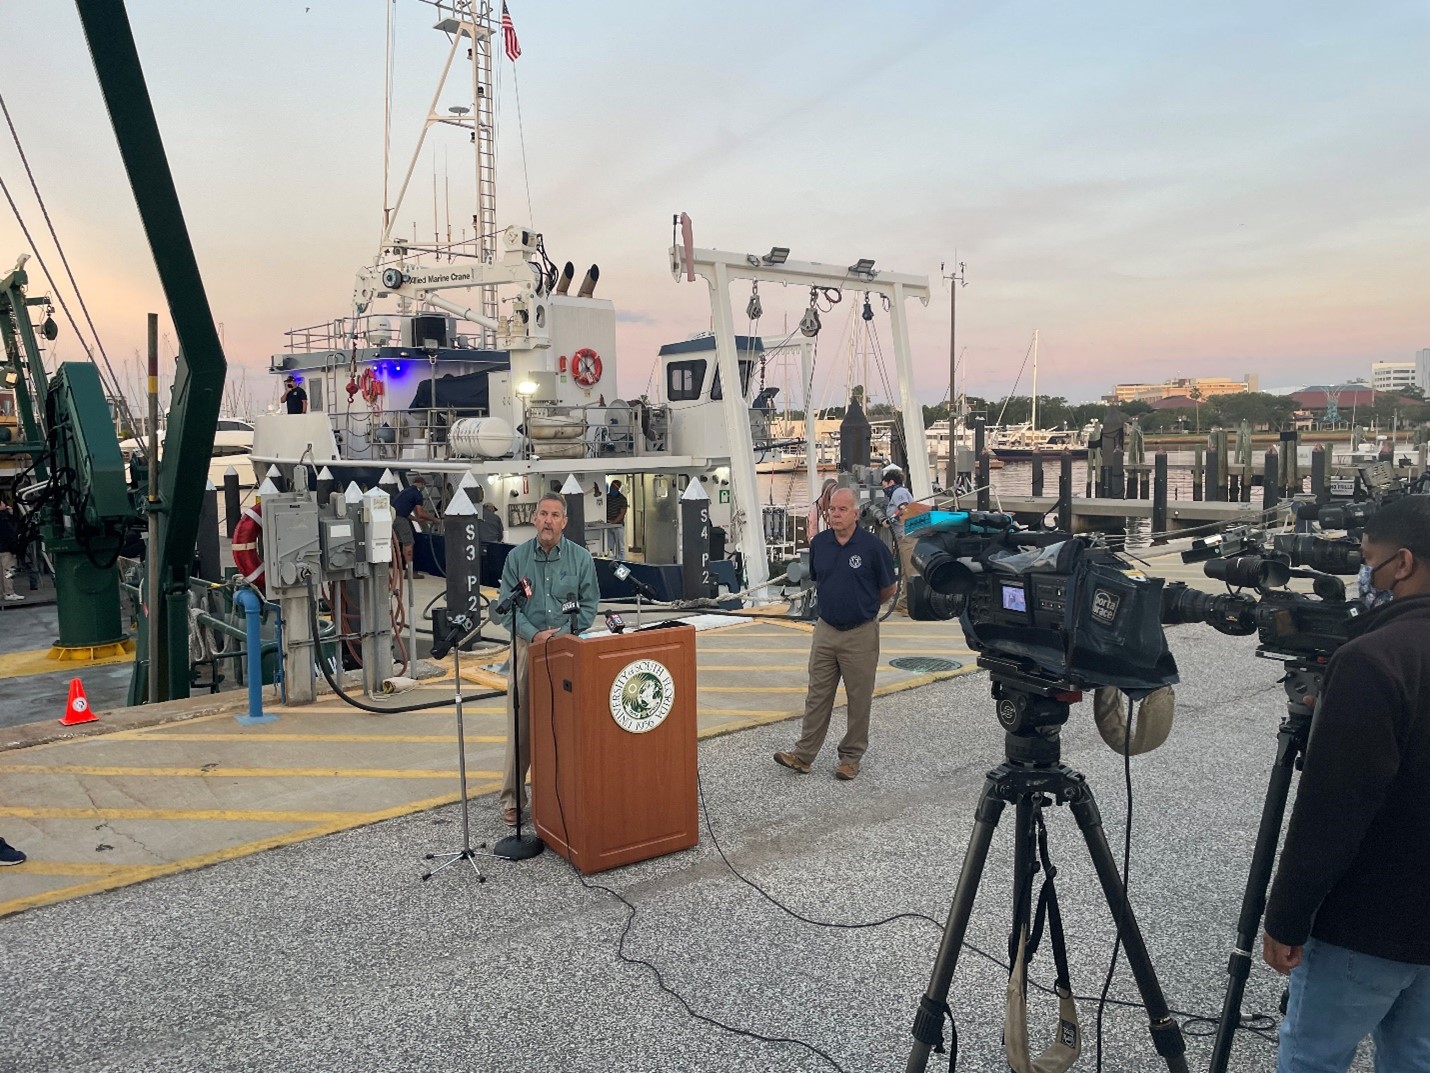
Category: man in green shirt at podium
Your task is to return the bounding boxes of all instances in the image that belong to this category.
[495,493,600,826]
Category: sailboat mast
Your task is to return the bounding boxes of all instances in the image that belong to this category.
[1031,329,1039,433]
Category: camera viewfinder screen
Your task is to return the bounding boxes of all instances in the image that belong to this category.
[1001,584,1028,613]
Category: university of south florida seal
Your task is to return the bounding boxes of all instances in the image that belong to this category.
[609,659,676,734]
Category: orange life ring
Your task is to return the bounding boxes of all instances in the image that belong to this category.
[359,368,385,404]
[232,503,266,594]
[571,347,602,387]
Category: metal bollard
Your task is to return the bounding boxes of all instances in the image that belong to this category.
[234,587,278,725]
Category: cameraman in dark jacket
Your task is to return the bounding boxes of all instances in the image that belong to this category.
[1263,494,1430,1072]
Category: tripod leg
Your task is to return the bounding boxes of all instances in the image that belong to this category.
[1069,791,1190,1073]
[1208,717,1306,1073]
[907,781,1007,1073]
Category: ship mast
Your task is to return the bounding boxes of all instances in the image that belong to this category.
[1031,328,1039,433]
[380,1,499,345]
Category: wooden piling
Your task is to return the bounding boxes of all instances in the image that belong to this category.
[1058,453,1073,533]
[1152,452,1168,537]
[1262,446,1279,514]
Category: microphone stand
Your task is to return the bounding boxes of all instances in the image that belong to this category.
[494,589,545,862]
[422,615,487,882]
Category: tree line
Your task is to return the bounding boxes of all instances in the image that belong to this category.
[791,388,1430,435]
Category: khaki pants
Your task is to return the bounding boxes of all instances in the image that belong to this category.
[0,552,13,597]
[896,532,917,605]
[500,636,532,812]
[791,618,880,765]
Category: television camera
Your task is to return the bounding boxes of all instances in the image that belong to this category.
[1154,522,1375,1073]
[1296,461,1430,538]
[903,510,1191,1072]
[1161,524,1364,661]
[905,510,1178,694]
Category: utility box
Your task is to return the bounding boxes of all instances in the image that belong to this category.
[319,516,361,578]
[363,489,394,564]
[261,493,322,593]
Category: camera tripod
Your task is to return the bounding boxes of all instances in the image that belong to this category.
[1207,655,1322,1073]
[907,656,1189,1073]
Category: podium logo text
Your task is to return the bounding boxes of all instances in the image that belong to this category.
[610,659,676,734]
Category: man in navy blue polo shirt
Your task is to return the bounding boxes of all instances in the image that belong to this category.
[391,475,437,578]
[775,486,896,780]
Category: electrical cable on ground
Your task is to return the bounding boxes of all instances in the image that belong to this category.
[515,628,1280,1070]
[537,651,856,1073]
[303,572,501,714]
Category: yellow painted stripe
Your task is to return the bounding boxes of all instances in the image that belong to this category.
[0,646,134,680]
[698,665,933,674]
[0,765,499,780]
[698,707,795,717]
[0,781,501,918]
[8,860,152,878]
[701,685,843,694]
[235,705,508,718]
[701,646,975,655]
[112,733,505,745]
[0,806,364,823]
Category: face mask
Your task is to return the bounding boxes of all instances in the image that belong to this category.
[1357,554,1401,610]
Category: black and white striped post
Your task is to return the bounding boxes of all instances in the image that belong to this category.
[561,474,585,549]
[680,478,712,600]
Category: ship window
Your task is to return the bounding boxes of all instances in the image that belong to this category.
[667,360,706,401]
[710,358,755,401]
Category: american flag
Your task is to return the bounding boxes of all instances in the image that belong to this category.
[501,3,521,62]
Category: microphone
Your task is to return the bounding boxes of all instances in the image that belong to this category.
[431,613,472,660]
[494,577,533,616]
[626,576,658,601]
[561,592,582,634]
[603,611,625,634]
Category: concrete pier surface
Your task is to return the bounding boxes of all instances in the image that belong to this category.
[0,612,974,917]
[0,625,1378,1072]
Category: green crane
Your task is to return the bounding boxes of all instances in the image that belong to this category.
[0,263,134,658]
[0,1,228,703]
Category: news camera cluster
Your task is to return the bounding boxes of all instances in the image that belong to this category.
[898,484,1426,1073]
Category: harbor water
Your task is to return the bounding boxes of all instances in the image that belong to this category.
[757,453,1214,510]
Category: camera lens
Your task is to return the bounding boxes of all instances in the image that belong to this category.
[1160,582,1257,635]
[1272,533,1363,574]
[906,576,964,621]
[912,543,980,595]
[1204,554,1290,590]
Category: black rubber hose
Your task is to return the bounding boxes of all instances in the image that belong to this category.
[303,573,503,714]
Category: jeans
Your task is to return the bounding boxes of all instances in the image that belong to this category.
[1278,938,1430,1072]
[605,523,625,560]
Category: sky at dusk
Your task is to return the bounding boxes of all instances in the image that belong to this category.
[2,0,1427,413]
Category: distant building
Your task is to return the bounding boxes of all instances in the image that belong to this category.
[1372,361,1417,392]
[1418,348,1430,393]
[1107,374,1258,404]
[1292,384,1377,414]
[1148,395,1197,410]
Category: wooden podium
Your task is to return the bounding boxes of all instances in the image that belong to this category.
[529,624,699,874]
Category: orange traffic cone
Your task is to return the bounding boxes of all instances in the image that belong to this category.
[59,678,96,726]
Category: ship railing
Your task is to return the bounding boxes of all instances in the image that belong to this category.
[362,406,487,462]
